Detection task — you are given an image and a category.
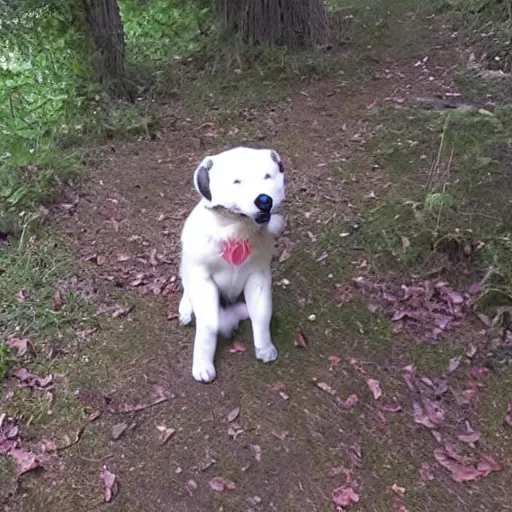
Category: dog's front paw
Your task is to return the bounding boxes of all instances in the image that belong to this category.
[178,297,193,326]
[192,361,217,383]
[255,343,278,363]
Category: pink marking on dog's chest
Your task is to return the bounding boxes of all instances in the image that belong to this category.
[221,239,252,266]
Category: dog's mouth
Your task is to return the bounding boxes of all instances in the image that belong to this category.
[255,212,271,224]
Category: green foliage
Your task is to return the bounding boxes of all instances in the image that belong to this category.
[120,0,212,67]
[0,3,96,231]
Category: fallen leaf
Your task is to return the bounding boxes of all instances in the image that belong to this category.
[130,273,145,287]
[100,465,118,502]
[378,403,403,413]
[14,368,53,390]
[9,448,41,475]
[41,438,57,453]
[328,354,342,365]
[332,485,360,507]
[227,406,241,423]
[6,337,36,357]
[457,431,481,445]
[446,356,461,375]
[433,448,501,483]
[413,402,435,429]
[367,379,382,399]
[392,483,406,495]
[53,290,64,311]
[477,454,502,477]
[111,304,134,318]
[295,326,308,348]
[156,425,176,445]
[111,422,128,441]
[209,476,236,492]
[187,479,198,491]
[227,424,244,439]
[315,381,336,396]
[249,444,262,462]
[340,394,359,409]
[228,342,246,354]
[116,253,131,262]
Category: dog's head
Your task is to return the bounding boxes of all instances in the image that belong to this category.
[193,146,285,225]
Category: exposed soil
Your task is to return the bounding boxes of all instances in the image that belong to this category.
[2,6,512,512]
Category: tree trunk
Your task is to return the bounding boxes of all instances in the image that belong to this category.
[82,0,132,100]
[216,0,329,47]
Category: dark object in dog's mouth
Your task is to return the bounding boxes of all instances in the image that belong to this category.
[255,212,271,224]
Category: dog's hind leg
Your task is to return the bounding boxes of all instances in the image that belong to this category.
[189,277,221,383]
[219,302,249,339]
[244,270,278,363]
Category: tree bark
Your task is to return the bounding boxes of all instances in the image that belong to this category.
[82,0,132,100]
[216,0,329,47]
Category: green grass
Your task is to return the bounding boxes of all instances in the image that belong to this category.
[351,102,512,309]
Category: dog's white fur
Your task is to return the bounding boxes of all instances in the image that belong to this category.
[179,146,286,383]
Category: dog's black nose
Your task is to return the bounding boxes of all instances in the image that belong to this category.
[254,194,273,212]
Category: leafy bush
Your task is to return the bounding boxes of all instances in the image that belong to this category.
[0,3,95,231]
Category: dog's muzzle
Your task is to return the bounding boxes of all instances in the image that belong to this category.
[254,194,272,224]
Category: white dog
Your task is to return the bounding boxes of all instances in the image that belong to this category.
[178,146,286,383]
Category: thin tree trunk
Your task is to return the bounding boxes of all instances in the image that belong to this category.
[82,0,132,100]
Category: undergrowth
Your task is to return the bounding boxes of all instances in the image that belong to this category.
[360,102,512,311]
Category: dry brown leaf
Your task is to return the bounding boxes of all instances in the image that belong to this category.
[53,290,63,311]
[10,447,41,475]
[249,444,262,462]
[100,465,118,502]
[14,368,53,390]
[367,379,382,399]
[332,485,359,508]
[156,425,176,445]
[227,406,241,423]
[209,476,236,492]
[295,326,308,348]
[6,337,36,358]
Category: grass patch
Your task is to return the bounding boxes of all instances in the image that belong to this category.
[352,102,512,310]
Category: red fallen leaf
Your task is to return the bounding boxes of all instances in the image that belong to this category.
[295,326,308,348]
[328,354,342,365]
[14,368,53,389]
[227,406,241,423]
[378,403,403,413]
[53,290,63,311]
[413,402,435,429]
[471,367,490,378]
[422,397,445,426]
[156,425,176,445]
[341,394,359,409]
[209,476,236,492]
[477,455,502,477]
[434,448,501,483]
[10,447,41,475]
[6,337,36,357]
[420,462,435,481]
[100,465,118,502]
[457,431,481,445]
[332,485,360,507]
[367,379,382,399]
[228,342,246,354]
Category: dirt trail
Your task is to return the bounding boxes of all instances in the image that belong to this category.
[4,7,512,512]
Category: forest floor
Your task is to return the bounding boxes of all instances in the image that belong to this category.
[2,2,512,511]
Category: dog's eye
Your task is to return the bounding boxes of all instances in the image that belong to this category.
[264,173,271,180]
[233,179,241,185]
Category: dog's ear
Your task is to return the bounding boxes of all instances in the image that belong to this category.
[270,150,284,173]
[193,158,214,201]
